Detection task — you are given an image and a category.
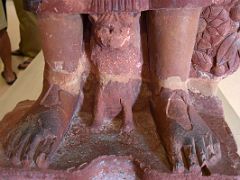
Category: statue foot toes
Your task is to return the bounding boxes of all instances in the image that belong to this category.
[5,127,56,168]
[168,144,186,173]
[183,138,201,174]
[195,134,221,168]
[23,133,56,168]
[172,154,186,173]
[182,134,221,174]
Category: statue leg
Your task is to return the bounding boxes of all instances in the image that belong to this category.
[148,9,221,173]
[0,13,86,168]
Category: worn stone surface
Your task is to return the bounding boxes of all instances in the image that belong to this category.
[24,0,213,13]
[191,0,240,79]
[0,89,239,178]
[0,0,240,179]
[0,156,238,180]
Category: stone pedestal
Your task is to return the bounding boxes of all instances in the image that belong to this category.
[0,0,240,179]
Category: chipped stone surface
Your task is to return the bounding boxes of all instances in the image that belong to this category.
[25,0,213,13]
[0,0,240,179]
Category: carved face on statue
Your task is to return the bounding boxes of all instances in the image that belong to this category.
[90,13,138,49]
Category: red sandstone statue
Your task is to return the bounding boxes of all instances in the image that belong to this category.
[0,0,239,178]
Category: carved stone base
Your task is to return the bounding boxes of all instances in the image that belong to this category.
[0,156,238,180]
[0,80,239,178]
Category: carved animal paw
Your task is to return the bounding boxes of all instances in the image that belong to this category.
[152,88,221,174]
[1,105,70,168]
[122,122,135,133]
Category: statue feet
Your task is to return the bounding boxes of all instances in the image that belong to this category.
[152,88,221,174]
[0,86,79,168]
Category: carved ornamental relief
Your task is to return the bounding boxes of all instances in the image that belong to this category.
[191,0,240,79]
